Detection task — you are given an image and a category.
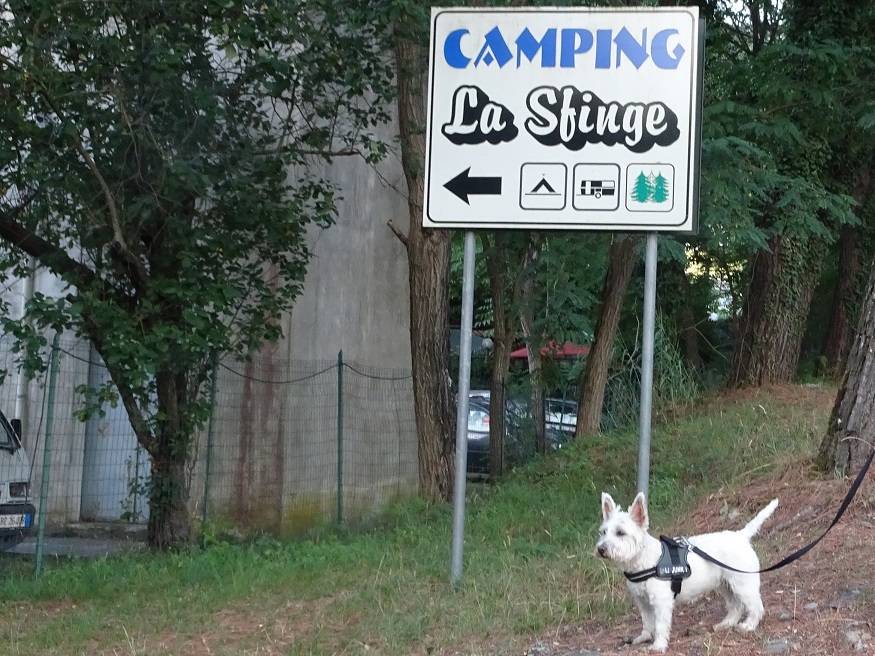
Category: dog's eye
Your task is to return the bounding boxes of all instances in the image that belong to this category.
[615,529,626,537]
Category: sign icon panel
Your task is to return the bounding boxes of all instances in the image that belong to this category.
[626,164,675,212]
[520,163,567,210]
[573,164,620,211]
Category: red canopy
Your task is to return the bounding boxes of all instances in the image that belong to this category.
[510,341,590,359]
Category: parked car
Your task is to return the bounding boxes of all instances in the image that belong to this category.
[545,397,578,434]
[464,394,570,475]
[466,396,492,475]
[0,409,35,550]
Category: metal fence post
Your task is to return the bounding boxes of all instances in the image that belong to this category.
[201,357,219,533]
[336,350,343,524]
[34,332,60,578]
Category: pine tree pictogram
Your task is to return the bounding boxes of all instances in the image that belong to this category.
[631,172,652,202]
[651,172,670,203]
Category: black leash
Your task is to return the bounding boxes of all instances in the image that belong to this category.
[692,444,875,575]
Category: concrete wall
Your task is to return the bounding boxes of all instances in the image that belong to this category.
[189,127,418,533]
[287,154,412,367]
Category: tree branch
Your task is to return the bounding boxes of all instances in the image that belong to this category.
[0,206,99,291]
[298,148,361,157]
[86,325,158,456]
[41,94,152,292]
[0,205,140,321]
[387,219,408,249]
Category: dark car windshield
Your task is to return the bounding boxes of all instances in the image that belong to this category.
[0,411,18,450]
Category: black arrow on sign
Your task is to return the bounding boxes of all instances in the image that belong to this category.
[444,168,502,204]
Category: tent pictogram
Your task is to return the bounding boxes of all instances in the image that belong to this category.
[528,177,558,195]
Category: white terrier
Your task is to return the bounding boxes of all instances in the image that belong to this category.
[596,492,778,652]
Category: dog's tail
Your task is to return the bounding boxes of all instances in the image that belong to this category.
[739,499,779,539]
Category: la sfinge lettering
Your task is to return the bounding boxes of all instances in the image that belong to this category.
[441,84,680,153]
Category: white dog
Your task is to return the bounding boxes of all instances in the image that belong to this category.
[596,492,778,652]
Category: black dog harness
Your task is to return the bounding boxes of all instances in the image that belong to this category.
[624,536,692,598]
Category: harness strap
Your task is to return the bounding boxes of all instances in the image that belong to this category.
[625,567,657,583]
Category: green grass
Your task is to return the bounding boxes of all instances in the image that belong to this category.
[0,386,833,656]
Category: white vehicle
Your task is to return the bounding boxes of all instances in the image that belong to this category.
[545,398,578,434]
[0,410,35,549]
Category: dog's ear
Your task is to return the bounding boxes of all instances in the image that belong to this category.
[601,493,617,521]
[629,492,649,529]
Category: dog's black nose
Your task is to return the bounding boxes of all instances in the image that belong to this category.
[597,545,607,558]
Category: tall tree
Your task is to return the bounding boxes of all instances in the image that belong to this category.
[807,0,875,377]
[820,173,874,377]
[517,237,548,453]
[482,232,525,476]
[713,0,861,386]
[390,6,455,502]
[0,0,393,547]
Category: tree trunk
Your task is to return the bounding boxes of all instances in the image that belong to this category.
[517,239,547,454]
[147,446,192,549]
[821,225,860,377]
[484,233,514,477]
[821,171,872,377]
[395,36,455,503]
[575,235,637,437]
[817,259,875,476]
[673,263,704,370]
[727,233,822,386]
[147,369,193,548]
[519,308,547,454]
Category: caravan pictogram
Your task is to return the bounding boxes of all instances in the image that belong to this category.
[580,180,615,199]
[573,164,620,211]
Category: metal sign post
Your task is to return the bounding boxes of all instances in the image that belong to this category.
[637,232,658,498]
[450,231,476,584]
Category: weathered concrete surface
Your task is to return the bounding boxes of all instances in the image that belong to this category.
[187,123,418,532]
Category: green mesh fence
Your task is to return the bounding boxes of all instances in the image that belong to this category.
[0,335,416,570]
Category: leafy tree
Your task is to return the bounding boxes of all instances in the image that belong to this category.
[0,0,393,547]
[481,232,519,476]
[574,234,637,436]
[685,0,866,387]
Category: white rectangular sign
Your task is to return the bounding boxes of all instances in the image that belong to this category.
[423,7,703,232]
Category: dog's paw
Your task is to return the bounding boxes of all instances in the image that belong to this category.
[648,642,668,652]
[630,632,653,645]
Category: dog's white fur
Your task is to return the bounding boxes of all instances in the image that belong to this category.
[596,492,778,652]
